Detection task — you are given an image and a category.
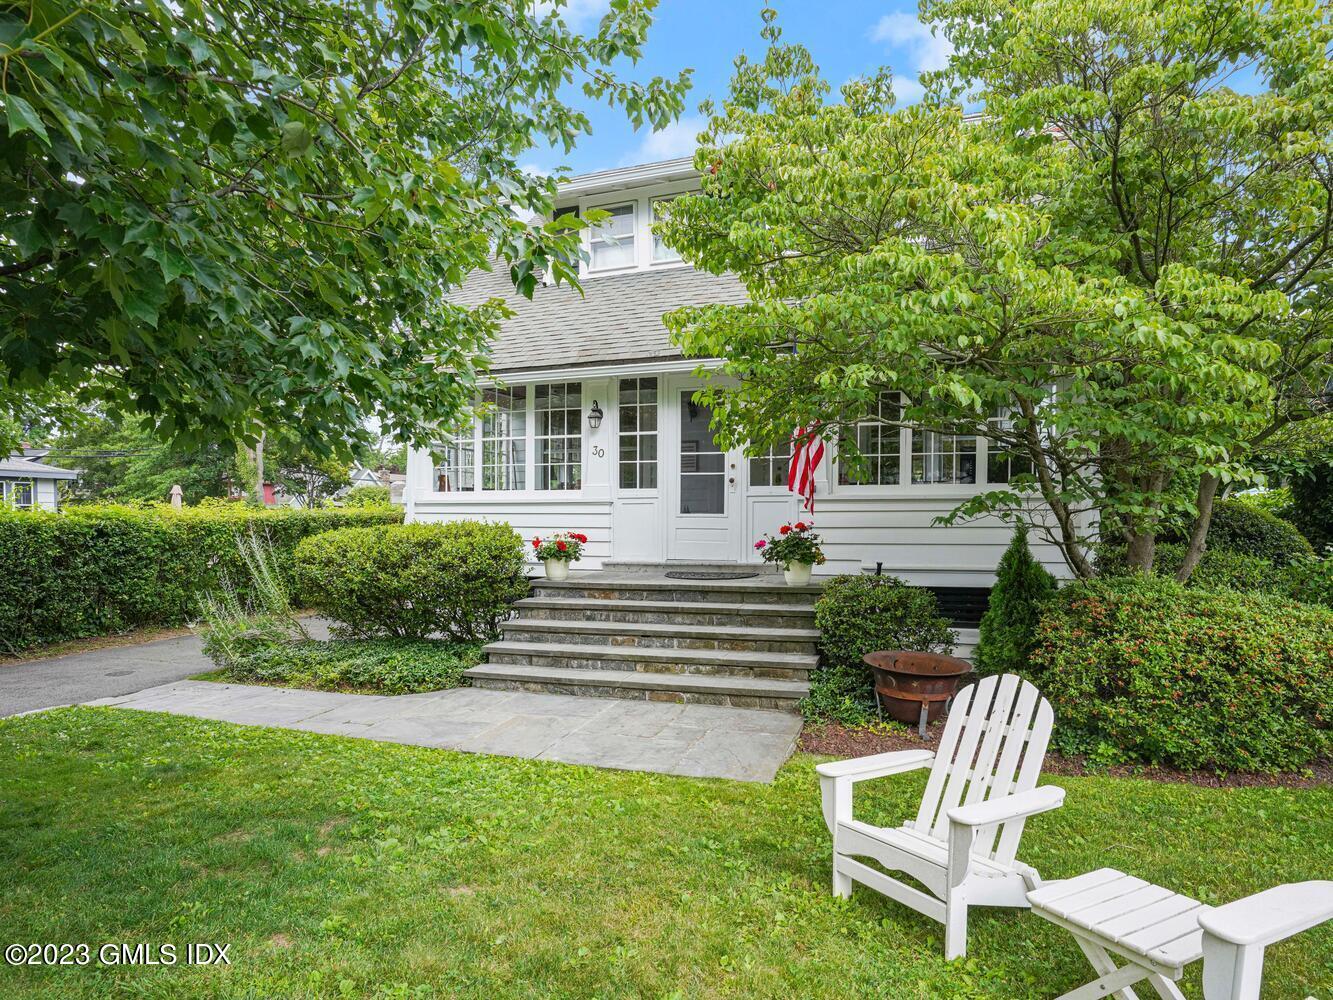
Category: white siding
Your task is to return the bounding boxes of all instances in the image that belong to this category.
[410,498,614,569]
[35,478,60,511]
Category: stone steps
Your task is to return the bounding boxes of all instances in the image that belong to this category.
[465,569,823,713]
[463,663,809,711]
[499,618,820,655]
[513,596,816,630]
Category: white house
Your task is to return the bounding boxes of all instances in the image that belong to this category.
[1,451,78,511]
[404,157,1071,595]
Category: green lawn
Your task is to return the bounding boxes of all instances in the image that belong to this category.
[1,709,1329,999]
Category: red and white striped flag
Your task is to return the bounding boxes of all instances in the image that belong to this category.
[787,423,826,512]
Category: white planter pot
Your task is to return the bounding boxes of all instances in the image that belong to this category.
[783,561,814,587]
[543,558,571,582]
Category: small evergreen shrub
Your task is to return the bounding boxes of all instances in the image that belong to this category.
[1193,498,1313,565]
[227,639,482,694]
[974,523,1057,677]
[295,521,528,642]
[1028,576,1332,772]
[1290,464,1332,553]
[808,575,956,723]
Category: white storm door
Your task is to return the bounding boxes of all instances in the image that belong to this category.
[668,386,741,561]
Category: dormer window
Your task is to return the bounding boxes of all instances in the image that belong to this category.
[651,197,681,263]
[589,203,636,270]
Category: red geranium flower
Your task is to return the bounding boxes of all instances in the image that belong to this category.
[779,525,791,535]
[794,521,807,531]
[532,538,541,549]
[754,539,766,549]
[556,540,567,552]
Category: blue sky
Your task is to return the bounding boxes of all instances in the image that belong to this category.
[525,1,952,176]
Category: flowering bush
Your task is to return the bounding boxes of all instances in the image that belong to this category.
[754,520,825,567]
[533,531,587,563]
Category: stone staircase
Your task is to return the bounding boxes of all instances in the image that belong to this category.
[464,566,821,712]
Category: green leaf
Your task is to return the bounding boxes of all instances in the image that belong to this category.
[280,120,312,156]
[4,94,50,145]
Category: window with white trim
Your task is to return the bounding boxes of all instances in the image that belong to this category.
[481,388,526,490]
[749,442,790,487]
[1,478,34,508]
[838,392,903,485]
[986,409,1034,484]
[432,426,475,492]
[589,203,636,270]
[618,377,658,489]
[650,197,680,262]
[911,429,978,484]
[535,382,582,490]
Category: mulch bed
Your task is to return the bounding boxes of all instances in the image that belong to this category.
[799,722,1333,790]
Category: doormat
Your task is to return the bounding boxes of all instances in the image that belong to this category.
[664,570,761,581]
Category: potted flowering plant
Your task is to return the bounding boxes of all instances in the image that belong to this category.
[532,532,587,581]
[754,520,825,586]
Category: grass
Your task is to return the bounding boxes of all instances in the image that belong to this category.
[1,709,1329,1000]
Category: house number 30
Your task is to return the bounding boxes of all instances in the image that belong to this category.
[591,446,605,458]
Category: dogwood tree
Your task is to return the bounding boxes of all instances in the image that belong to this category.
[657,5,1332,578]
[0,0,689,453]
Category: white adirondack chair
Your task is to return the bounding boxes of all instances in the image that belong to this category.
[816,673,1065,960]
[1200,881,1333,1000]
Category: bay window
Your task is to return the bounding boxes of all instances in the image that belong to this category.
[618,377,658,489]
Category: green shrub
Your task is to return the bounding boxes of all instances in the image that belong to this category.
[0,504,401,653]
[1028,576,1332,772]
[1290,464,1332,553]
[1230,487,1295,521]
[341,485,392,508]
[1189,497,1314,565]
[295,521,528,642]
[808,575,956,723]
[974,523,1057,677]
[226,638,481,694]
[1280,556,1333,609]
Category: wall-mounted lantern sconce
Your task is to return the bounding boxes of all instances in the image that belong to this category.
[588,400,604,429]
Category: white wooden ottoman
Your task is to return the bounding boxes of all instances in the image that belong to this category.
[1028,868,1210,1000]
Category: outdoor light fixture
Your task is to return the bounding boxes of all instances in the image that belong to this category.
[588,400,604,429]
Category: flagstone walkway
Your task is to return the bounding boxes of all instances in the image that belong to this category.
[85,680,803,782]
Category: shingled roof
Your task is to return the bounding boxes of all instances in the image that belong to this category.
[453,263,748,374]
[0,455,78,479]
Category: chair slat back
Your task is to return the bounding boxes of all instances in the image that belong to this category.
[915,674,1054,866]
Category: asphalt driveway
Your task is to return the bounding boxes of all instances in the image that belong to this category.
[0,634,217,718]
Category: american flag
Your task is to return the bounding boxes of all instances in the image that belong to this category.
[787,423,826,512]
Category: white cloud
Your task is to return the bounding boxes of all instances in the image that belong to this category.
[891,75,926,106]
[870,12,954,73]
[621,115,707,166]
[535,0,611,28]
[519,162,550,177]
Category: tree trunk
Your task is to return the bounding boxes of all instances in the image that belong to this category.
[1124,529,1155,574]
[1174,472,1220,583]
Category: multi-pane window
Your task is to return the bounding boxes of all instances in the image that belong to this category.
[650,197,680,263]
[481,387,526,490]
[911,430,978,484]
[535,382,582,490]
[432,427,475,492]
[838,392,903,485]
[749,442,790,487]
[986,410,1034,485]
[589,203,635,270]
[1,478,34,508]
[618,377,658,489]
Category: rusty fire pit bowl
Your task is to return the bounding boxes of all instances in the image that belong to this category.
[862,650,974,726]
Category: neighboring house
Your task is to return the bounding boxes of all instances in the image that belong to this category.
[404,157,1072,590]
[1,453,78,511]
[347,464,383,490]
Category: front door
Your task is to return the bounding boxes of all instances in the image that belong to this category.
[668,386,741,561]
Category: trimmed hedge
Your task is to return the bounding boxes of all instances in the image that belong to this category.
[0,504,402,652]
[1163,497,1315,565]
[295,521,528,642]
[1028,576,1332,772]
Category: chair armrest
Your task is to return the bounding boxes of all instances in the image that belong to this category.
[815,749,935,782]
[947,785,1066,829]
[817,750,935,835]
[1199,881,1333,948]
